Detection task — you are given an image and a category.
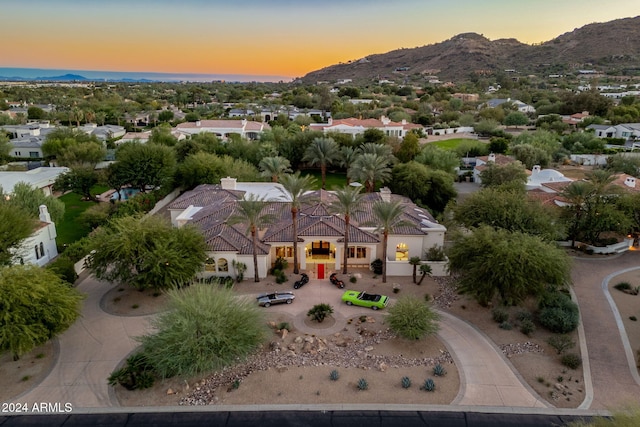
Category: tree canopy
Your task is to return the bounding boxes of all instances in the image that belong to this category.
[110,142,176,191]
[0,265,83,359]
[389,161,457,214]
[87,215,207,290]
[448,226,571,306]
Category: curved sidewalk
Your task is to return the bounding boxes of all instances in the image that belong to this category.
[11,276,153,408]
[570,251,640,410]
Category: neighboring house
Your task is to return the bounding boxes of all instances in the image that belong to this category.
[12,205,58,267]
[0,167,70,196]
[526,165,573,191]
[78,124,126,141]
[1,121,55,139]
[119,131,152,145]
[168,177,448,280]
[175,119,270,140]
[472,153,518,184]
[587,123,640,141]
[482,98,535,114]
[309,116,422,139]
[610,174,640,194]
[9,136,45,158]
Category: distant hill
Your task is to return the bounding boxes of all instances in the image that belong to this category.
[299,16,640,83]
[34,73,88,81]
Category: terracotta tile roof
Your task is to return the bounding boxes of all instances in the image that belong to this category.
[476,154,516,165]
[263,214,379,244]
[200,221,270,255]
[541,181,572,193]
[351,193,438,235]
[527,189,565,206]
[168,184,244,210]
[611,173,640,193]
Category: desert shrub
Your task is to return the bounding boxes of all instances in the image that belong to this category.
[516,310,533,322]
[387,296,440,340]
[547,335,575,355]
[433,364,447,377]
[59,236,93,263]
[78,202,113,229]
[108,352,156,390]
[614,282,631,291]
[357,378,369,391]
[137,284,268,378]
[277,322,291,331]
[425,245,446,261]
[492,307,509,323]
[538,292,580,334]
[270,257,288,275]
[520,319,536,336]
[307,303,334,323]
[421,378,436,392]
[46,256,78,284]
[350,276,357,283]
[631,316,638,321]
[499,321,513,330]
[329,370,340,381]
[401,376,412,389]
[561,353,582,370]
[370,258,383,275]
[274,270,287,284]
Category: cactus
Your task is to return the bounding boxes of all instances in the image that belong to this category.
[329,370,340,381]
[422,378,436,392]
[433,364,446,377]
[357,378,369,391]
[401,376,412,389]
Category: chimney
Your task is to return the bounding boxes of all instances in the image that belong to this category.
[624,177,636,188]
[220,176,237,190]
[327,117,333,126]
[241,118,247,127]
[380,116,391,125]
[39,205,51,223]
[401,119,407,125]
[195,120,201,127]
[532,165,541,175]
[379,187,391,203]
[488,153,496,163]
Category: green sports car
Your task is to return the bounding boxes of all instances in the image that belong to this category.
[341,290,389,310]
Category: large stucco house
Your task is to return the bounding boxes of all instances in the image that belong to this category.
[309,116,423,139]
[175,119,270,140]
[12,205,59,267]
[168,178,448,280]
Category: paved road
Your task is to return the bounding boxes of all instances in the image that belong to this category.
[570,250,640,410]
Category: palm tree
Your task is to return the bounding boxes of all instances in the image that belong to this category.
[560,181,591,248]
[409,256,422,284]
[339,146,361,185]
[370,200,412,283]
[259,156,292,182]
[416,264,432,286]
[350,153,392,192]
[228,194,276,282]
[328,185,364,274]
[303,137,341,189]
[278,172,317,274]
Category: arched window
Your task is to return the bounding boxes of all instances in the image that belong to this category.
[395,243,409,261]
[204,257,216,272]
[39,242,45,258]
[218,258,228,272]
[34,245,40,259]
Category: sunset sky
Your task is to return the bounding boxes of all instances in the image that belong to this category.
[2,0,639,79]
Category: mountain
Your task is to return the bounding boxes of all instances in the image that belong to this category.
[34,73,88,81]
[299,16,640,83]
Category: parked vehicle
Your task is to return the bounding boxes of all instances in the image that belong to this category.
[329,273,345,289]
[341,290,389,310]
[256,291,295,307]
[293,273,309,289]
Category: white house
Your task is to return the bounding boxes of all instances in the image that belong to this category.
[0,167,70,196]
[309,116,422,139]
[175,119,270,140]
[12,205,58,267]
[483,98,536,114]
[168,178,448,280]
[587,123,640,141]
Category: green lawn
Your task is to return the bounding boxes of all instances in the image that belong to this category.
[300,170,349,190]
[56,185,109,246]
[428,138,478,151]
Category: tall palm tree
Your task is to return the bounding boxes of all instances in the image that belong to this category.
[560,181,591,248]
[228,194,276,282]
[339,146,361,185]
[328,185,364,274]
[350,153,392,192]
[370,200,412,283]
[303,137,341,189]
[278,172,317,274]
[259,156,292,182]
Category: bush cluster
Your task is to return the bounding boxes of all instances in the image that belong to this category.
[538,292,580,334]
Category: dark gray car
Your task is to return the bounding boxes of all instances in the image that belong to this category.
[257,291,295,307]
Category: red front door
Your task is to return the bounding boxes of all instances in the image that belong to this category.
[317,263,325,280]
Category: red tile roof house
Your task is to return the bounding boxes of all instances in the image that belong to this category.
[168,177,448,280]
[309,116,423,139]
[174,119,271,141]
